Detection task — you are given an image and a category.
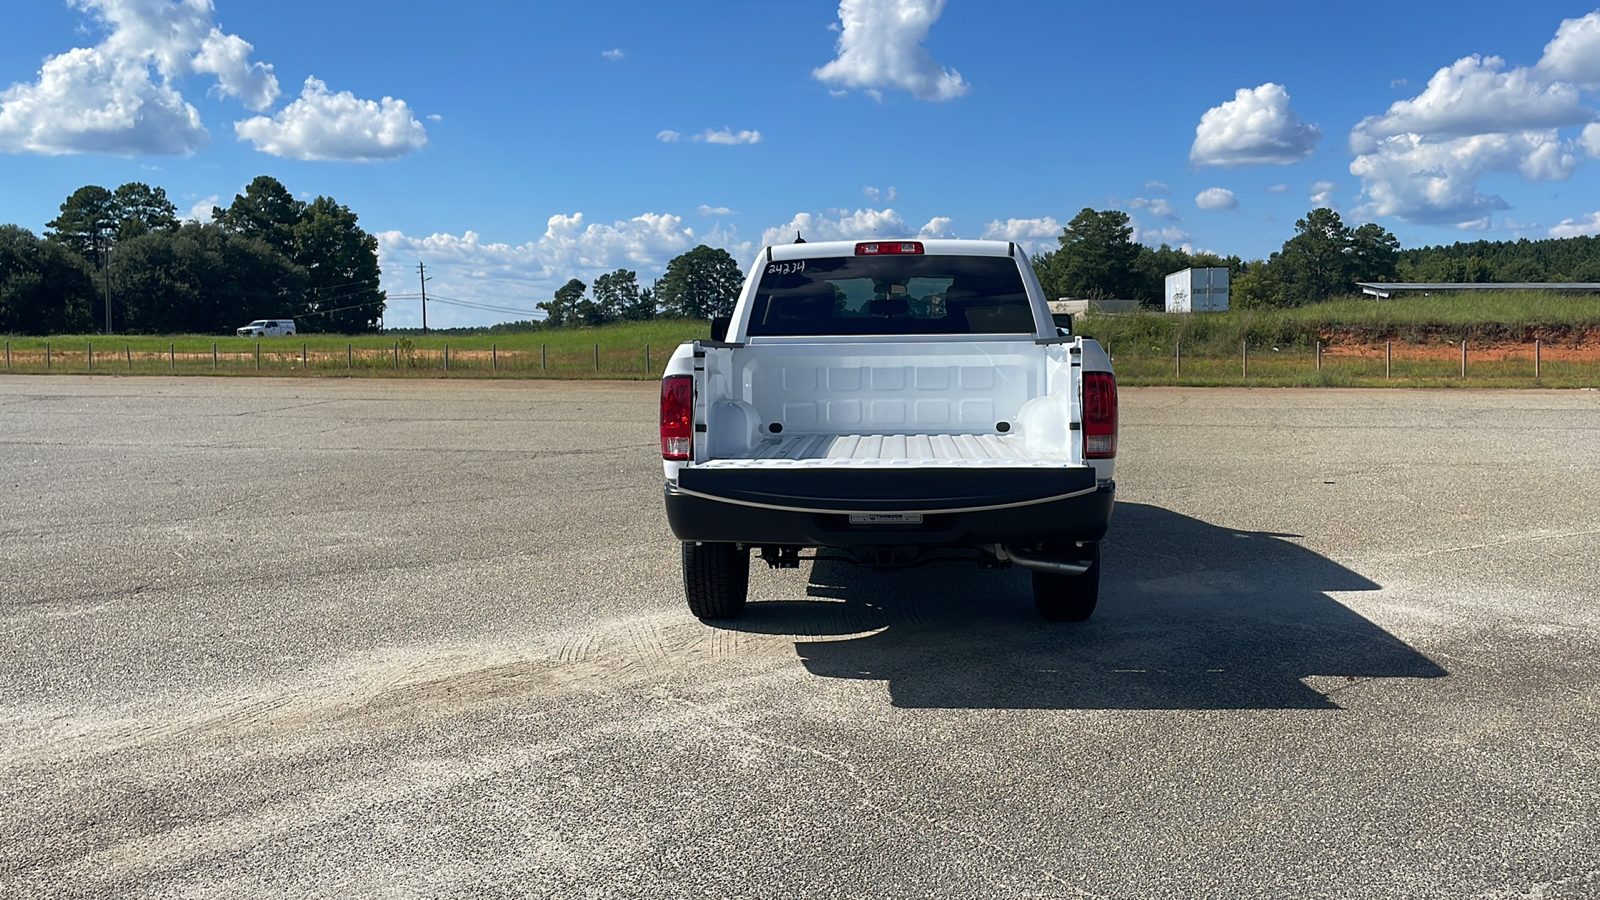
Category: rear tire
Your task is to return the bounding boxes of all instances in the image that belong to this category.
[683,542,750,619]
[1031,542,1101,622]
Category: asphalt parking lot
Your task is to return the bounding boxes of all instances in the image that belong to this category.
[3,376,1599,899]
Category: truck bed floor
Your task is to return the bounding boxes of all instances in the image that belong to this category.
[701,432,1072,468]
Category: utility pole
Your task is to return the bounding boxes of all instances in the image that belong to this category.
[418,262,432,335]
[98,224,113,334]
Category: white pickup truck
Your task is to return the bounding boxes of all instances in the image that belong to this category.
[660,239,1117,622]
[236,318,297,337]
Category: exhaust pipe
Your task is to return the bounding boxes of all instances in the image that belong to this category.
[1000,544,1092,576]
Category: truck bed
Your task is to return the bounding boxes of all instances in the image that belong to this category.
[696,432,1073,469]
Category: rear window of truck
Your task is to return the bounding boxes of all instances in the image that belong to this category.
[746,255,1034,337]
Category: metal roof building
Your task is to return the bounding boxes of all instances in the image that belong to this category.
[1358,282,1600,298]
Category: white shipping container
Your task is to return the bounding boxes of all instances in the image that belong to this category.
[1164,267,1230,313]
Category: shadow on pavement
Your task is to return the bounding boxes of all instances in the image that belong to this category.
[715,502,1446,710]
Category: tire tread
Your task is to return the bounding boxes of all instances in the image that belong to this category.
[683,542,750,619]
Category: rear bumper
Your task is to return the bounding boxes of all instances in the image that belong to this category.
[664,469,1115,549]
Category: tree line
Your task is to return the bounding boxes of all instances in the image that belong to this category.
[1034,206,1600,309]
[12,185,1600,337]
[1,176,383,336]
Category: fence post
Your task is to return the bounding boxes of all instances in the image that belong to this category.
[1461,340,1467,378]
[302,342,307,369]
[1315,341,1322,372]
[541,344,546,371]
[444,343,450,372]
[46,342,52,370]
[1386,341,1392,379]
[87,341,92,371]
[255,342,260,371]
[126,345,131,370]
[170,343,175,370]
[1175,341,1181,378]
[347,343,352,370]
[1241,340,1247,379]
[212,342,216,370]
[594,343,600,373]
[1535,339,1541,381]
[492,343,497,372]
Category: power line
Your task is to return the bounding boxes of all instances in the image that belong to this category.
[296,299,391,319]
[425,294,544,317]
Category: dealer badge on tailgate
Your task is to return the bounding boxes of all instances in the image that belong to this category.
[848,513,924,525]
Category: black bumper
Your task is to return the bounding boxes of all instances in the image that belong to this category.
[664,466,1115,549]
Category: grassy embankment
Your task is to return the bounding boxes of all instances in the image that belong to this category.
[1074,292,1600,387]
[4,293,1598,386]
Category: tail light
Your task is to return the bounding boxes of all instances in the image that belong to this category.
[1083,371,1117,459]
[660,375,694,460]
[855,241,923,255]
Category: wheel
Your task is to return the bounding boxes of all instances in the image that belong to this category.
[682,542,750,619]
[1031,542,1100,622]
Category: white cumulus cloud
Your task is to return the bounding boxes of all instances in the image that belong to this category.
[1190,83,1321,167]
[1129,216,1190,246]
[1131,197,1178,219]
[1549,211,1600,237]
[864,185,899,202]
[1583,123,1600,157]
[980,217,1061,240]
[1195,188,1238,211]
[1349,16,1600,228]
[192,29,279,112]
[1350,55,1593,151]
[0,0,430,163]
[0,45,206,156]
[235,77,427,161]
[0,0,280,156]
[187,194,219,223]
[1538,10,1600,89]
[695,127,761,145]
[813,0,969,102]
[1350,131,1577,226]
[1310,181,1338,207]
[980,216,1063,255]
[760,207,949,247]
[375,212,754,328]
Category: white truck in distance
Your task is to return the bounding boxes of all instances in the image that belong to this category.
[236,319,296,337]
[660,239,1118,622]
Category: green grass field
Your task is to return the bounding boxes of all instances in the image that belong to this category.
[0,319,715,379]
[1073,291,1600,387]
[4,293,1598,386]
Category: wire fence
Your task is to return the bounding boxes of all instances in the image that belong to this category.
[1106,338,1600,386]
[0,340,668,379]
[4,337,1598,386]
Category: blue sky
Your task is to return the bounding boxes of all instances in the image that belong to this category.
[4,0,1600,327]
